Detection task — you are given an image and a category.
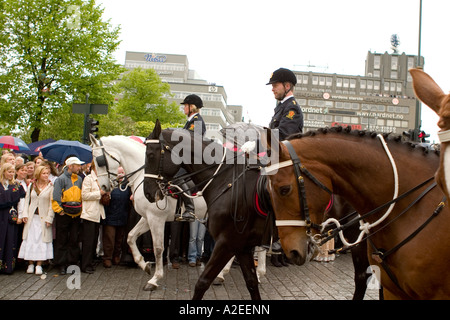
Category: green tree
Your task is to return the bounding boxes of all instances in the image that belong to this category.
[0,0,124,142]
[115,67,185,124]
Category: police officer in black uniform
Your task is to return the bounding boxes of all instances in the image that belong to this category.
[265,68,303,266]
[267,67,303,140]
[176,94,206,221]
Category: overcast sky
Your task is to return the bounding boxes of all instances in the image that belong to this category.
[98,0,450,143]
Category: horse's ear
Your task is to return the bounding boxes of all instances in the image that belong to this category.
[410,68,446,115]
[148,119,162,140]
[89,133,100,147]
[262,127,289,159]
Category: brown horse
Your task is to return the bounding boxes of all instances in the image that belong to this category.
[410,68,450,199]
[265,126,449,299]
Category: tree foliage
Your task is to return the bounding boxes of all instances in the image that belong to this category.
[0,0,124,142]
[115,67,185,125]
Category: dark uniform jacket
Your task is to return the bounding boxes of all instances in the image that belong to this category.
[269,96,303,140]
[183,113,206,136]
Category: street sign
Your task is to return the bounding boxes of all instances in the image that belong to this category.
[72,103,108,115]
[90,104,108,114]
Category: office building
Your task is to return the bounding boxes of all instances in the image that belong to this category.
[124,51,242,140]
[294,51,423,134]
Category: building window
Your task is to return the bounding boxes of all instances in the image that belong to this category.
[360,80,366,89]
[374,81,380,91]
[336,78,342,87]
[343,78,349,88]
[374,55,381,69]
[367,80,373,90]
[391,71,398,79]
[391,56,398,70]
[303,75,308,84]
[390,82,396,92]
[312,76,318,85]
[319,77,325,86]
[326,77,332,87]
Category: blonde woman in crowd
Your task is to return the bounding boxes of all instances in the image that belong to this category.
[15,163,29,192]
[1,152,16,166]
[0,163,26,274]
[18,166,54,275]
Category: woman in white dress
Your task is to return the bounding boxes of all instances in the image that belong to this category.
[18,166,54,275]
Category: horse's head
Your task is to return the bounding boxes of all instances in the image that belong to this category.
[144,120,182,203]
[265,130,333,265]
[90,134,121,192]
[411,68,450,196]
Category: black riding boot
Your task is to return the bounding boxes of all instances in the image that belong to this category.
[174,183,195,222]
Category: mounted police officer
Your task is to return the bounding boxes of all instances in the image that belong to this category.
[176,94,206,222]
[265,68,304,266]
[267,67,303,140]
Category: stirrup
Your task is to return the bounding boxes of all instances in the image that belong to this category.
[176,211,195,222]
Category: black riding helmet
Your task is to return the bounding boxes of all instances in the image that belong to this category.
[180,94,204,108]
[266,68,297,86]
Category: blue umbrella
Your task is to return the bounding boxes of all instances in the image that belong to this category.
[22,138,56,155]
[40,140,92,165]
[0,135,31,152]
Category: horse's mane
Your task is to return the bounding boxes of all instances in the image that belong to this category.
[101,135,146,149]
[287,126,440,157]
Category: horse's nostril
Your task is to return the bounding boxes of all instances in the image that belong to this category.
[289,250,306,266]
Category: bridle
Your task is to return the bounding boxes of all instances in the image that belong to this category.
[265,135,401,242]
[264,140,332,235]
[143,135,227,199]
[92,138,144,192]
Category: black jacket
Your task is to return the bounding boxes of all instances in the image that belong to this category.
[103,187,131,226]
[184,113,206,135]
[269,97,303,140]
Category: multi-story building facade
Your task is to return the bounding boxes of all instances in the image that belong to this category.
[295,51,423,134]
[124,51,242,140]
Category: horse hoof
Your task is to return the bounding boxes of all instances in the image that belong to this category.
[144,263,152,275]
[213,277,224,286]
[143,283,157,291]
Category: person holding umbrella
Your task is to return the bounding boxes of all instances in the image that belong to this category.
[52,156,84,275]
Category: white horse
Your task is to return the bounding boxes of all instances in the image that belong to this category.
[90,135,266,290]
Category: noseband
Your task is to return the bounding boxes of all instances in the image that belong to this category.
[93,138,144,192]
[92,139,121,189]
[265,140,332,234]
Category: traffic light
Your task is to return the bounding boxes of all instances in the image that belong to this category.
[88,118,99,138]
[418,130,430,143]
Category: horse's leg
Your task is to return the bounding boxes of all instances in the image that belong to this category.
[192,241,234,300]
[143,215,167,291]
[214,256,234,285]
[127,217,151,273]
[235,248,262,300]
[255,246,266,283]
[350,240,370,300]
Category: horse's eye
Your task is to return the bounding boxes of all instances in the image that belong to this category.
[279,185,292,196]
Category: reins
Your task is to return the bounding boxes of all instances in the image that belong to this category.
[144,134,262,230]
